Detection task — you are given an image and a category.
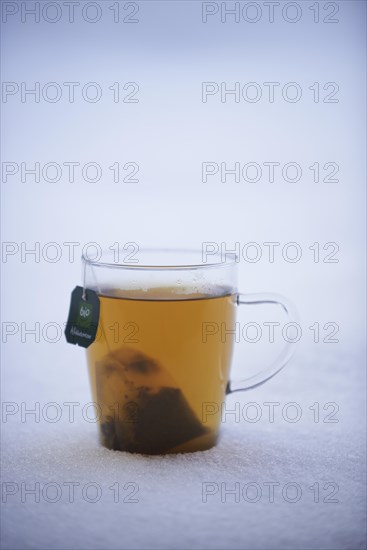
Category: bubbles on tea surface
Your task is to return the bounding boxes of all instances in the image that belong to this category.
[98,284,234,301]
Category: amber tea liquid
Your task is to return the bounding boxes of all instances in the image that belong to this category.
[86,287,236,454]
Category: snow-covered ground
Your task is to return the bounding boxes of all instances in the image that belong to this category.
[1,336,366,549]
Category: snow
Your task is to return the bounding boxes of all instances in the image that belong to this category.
[1,342,365,550]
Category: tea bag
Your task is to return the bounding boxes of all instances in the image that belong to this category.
[95,347,208,454]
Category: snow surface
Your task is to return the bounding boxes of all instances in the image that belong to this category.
[1,341,366,550]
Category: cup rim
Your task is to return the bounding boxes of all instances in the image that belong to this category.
[81,247,239,271]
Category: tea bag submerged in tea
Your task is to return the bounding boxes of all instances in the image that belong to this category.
[95,347,208,454]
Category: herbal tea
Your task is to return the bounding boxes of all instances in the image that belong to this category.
[86,287,236,454]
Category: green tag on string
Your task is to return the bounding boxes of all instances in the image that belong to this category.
[65,286,100,348]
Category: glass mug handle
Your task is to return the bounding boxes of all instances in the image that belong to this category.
[227,293,298,394]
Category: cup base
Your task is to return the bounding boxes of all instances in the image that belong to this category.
[98,430,218,455]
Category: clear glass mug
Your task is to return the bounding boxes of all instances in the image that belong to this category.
[83,249,297,455]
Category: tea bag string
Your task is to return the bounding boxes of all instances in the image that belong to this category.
[82,261,102,300]
[82,261,110,352]
[82,260,87,301]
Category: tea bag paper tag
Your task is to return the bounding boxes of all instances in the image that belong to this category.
[65,286,100,348]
